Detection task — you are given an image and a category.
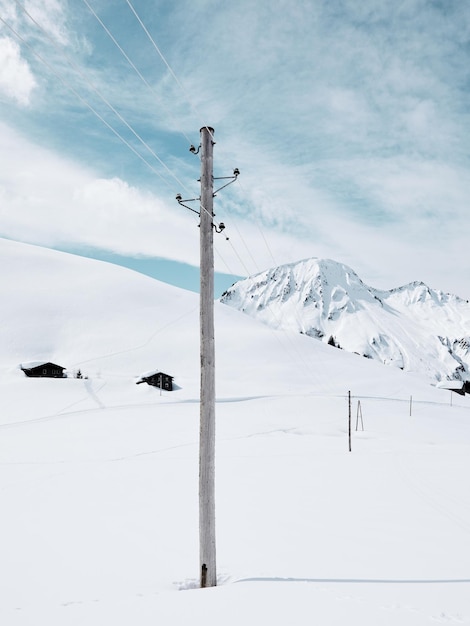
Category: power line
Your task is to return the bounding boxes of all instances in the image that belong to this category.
[219,214,262,277]
[190,168,332,388]
[225,237,252,277]
[14,14,323,389]
[124,0,187,102]
[11,0,193,195]
[5,5,268,298]
[103,2,309,304]
[34,1,225,228]
[171,124,324,385]
[213,180,331,387]
[7,1,313,362]
[80,0,194,147]
[187,178,324,382]
[124,0,215,143]
[236,178,278,268]
[0,16,183,191]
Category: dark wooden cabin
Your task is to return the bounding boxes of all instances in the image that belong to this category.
[21,362,66,378]
[136,370,174,391]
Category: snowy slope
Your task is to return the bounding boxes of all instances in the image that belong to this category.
[220,257,470,384]
[1,239,470,626]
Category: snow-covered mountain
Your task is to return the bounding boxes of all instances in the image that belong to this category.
[220,257,470,384]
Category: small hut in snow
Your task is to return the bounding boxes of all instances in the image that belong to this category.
[21,362,66,378]
[136,370,174,391]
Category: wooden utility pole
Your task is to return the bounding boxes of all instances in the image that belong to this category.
[199,126,217,588]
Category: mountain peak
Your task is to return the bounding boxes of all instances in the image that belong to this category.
[220,257,470,383]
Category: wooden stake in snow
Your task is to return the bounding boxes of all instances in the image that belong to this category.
[355,400,364,431]
[348,390,352,452]
[199,126,217,588]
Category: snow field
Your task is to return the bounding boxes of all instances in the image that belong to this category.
[1,239,470,624]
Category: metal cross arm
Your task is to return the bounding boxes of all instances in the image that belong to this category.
[175,193,200,215]
[213,168,240,196]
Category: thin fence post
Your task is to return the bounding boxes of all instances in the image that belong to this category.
[409,395,412,417]
[355,400,364,431]
[348,391,352,452]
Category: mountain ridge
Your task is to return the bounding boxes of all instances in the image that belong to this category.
[220,257,470,383]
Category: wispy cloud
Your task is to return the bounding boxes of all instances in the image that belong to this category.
[0,36,36,104]
[23,0,71,46]
[0,122,200,258]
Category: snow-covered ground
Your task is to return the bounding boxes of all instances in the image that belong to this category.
[1,238,470,625]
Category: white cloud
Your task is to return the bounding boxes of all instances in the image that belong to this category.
[23,0,70,46]
[0,122,200,262]
[0,36,36,105]
[0,0,18,25]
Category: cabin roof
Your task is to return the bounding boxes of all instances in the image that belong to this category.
[138,369,173,380]
[20,361,65,370]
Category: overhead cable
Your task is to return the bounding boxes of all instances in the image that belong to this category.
[0,15,178,189]
[124,0,215,142]
[11,0,193,194]
[80,0,194,146]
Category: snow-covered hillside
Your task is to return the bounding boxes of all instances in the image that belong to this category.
[1,238,470,626]
[1,239,431,400]
[220,257,470,384]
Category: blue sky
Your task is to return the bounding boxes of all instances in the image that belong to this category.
[1,0,470,298]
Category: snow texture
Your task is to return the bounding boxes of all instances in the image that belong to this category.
[1,238,470,625]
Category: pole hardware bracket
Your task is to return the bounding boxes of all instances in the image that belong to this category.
[175,193,226,236]
[189,144,201,155]
[175,193,200,215]
[213,168,240,196]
